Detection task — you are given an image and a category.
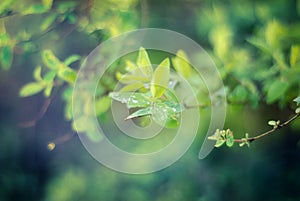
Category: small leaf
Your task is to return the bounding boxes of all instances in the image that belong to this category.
[296,107,300,114]
[58,67,77,84]
[33,66,42,81]
[225,130,234,147]
[44,84,53,97]
[0,46,13,70]
[171,50,192,78]
[117,73,150,84]
[127,93,151,108]
[19,82,45,97]
[43,70,57,82]
[294,96,300,105]
[40,14,57,31]
[151,58,170,98]
[125,60,137,72]
[119,82,145,92]
[64,55,81,66]
[126,107,152,120]
[151,102,180,128]
[268,120,277,126]
[137,47,153,77]
[266,80,289,104]
[42,50,61,70]
[215,138,226,147]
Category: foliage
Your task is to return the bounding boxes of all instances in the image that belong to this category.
[1,0,300,146]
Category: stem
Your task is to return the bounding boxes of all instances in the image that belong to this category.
[234,112,300,143]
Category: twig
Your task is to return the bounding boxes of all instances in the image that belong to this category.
[19,97,52,127]
[234,112,300,143]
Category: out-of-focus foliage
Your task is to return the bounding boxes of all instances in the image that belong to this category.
[197,0,300,108]
[1,0,300,201]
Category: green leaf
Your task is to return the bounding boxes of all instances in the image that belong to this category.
[151,58,170,98]
[119,82,145,92]
[22,4,49,15]
[225,130,234,147]
[266,80,289,104]
[44,84,53,97]
[43,70,57,82]
[151,102,180,128]
[42,50,61,70]
[126,107,152,120]
[137,47,153,77]
[117,73,150,84]
[171,50,192,78]
[0,46,13,70]
[294,96,300,105]
[19,82,45,97]
[215,138,225,147]
[290,45,300,67]
[125,60,137,72]
[33,66,42,81]
[40,14,57,31]
[296,107,300,114]
[268,120,277,126]
[64,55,81,66]
[58,67,77,84]
[109,92,152,108]
[95,96,111,116]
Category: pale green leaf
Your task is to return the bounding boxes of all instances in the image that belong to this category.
[171,50,191,78]
[125,60,137,72]
[40,14,57,31]
[42,50,61,70]
[33,66,42,81]
[119,82,145,92]
[296,107,300,114]
[19,82,45,97]
[268,120,276,126]
[137,47,153,77]
[64,55,81,66]
[151,58,170,98]
[58,67,77,84]
[44,84,53,97]
[117,73,150,84]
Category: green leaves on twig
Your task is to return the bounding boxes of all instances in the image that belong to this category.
[19,50,80,97]
[208,129,235,147]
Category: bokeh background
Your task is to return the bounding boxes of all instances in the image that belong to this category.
[1,0,300,201]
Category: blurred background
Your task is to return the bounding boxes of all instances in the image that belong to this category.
[1,0,300,201]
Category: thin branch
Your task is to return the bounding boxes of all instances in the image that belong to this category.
[19,97,52,127]
[234,112,300,143]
